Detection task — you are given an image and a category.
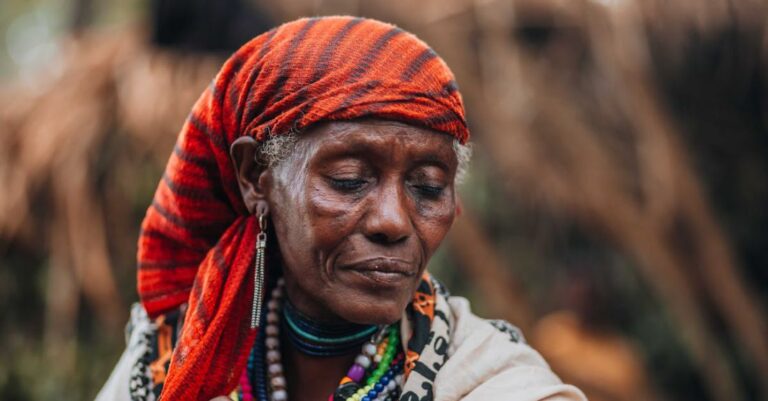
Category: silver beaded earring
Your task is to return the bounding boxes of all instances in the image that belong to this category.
[251,208,268,329]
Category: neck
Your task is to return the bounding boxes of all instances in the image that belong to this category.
[281,334,357,401]
[278,297,380,401]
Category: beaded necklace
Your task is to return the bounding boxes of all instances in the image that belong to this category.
[238,279,405,401]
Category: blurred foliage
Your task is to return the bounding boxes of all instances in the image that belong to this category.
[1,1,767,401]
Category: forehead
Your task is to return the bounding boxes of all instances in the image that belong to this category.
[301,120,457,160]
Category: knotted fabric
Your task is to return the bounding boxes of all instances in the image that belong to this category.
[136,16,469,400]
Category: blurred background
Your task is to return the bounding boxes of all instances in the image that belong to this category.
[1,0,767,400]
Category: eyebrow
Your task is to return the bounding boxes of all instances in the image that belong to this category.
[411,154,452,171]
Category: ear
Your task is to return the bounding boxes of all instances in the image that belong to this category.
[230,136,271,215]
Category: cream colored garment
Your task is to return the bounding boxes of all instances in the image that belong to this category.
[433,297,587,401]
[96,303,156,401]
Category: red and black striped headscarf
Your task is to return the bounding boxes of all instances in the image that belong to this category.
[137,16,469,400]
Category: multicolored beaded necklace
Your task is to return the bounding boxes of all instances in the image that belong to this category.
[234,279,405,401]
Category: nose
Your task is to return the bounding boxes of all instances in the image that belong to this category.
[362,180,412,244]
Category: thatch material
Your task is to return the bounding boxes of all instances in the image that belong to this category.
[0,28,222,374]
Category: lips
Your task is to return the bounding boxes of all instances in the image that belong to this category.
[339,258,418,286]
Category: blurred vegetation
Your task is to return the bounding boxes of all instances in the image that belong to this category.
[1,1,767,401]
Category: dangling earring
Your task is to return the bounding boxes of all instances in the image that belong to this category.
[251,207,268,329]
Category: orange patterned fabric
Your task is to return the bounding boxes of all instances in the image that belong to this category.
[149,316,173,385]
[402,274,436,379]
[136,16,468,400]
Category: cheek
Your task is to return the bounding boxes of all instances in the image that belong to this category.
[269,183,312,264]
[305,180,363,249]
[413,193,456,256]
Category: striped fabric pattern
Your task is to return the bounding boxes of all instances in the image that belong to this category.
[136,16,469,400]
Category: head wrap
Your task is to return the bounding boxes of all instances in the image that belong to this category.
[137,16,469,400]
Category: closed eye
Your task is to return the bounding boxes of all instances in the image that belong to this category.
[330,178,367,192]
[413,184,444,198]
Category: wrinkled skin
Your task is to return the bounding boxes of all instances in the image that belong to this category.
[229,120,459,401]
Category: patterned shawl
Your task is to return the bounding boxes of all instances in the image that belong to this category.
[136,16,469,400]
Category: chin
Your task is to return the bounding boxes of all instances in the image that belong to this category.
[333,294,408,326]
[327,267,422,325]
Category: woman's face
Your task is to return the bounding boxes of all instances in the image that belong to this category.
[265,120,458,325]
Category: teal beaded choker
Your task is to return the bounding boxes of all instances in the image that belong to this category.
[282,298,380,356]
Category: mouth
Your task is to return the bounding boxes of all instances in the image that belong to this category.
[340,258,417,287]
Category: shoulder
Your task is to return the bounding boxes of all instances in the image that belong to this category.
[435,296,587,401]
[96,303,184,401]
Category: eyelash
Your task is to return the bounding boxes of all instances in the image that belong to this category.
[330,178,367,191]
[329,178,445,199]
[413,184,444,198]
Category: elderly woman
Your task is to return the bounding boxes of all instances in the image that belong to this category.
[97,16,585,401]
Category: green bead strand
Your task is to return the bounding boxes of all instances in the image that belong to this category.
[357,325,400,396]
